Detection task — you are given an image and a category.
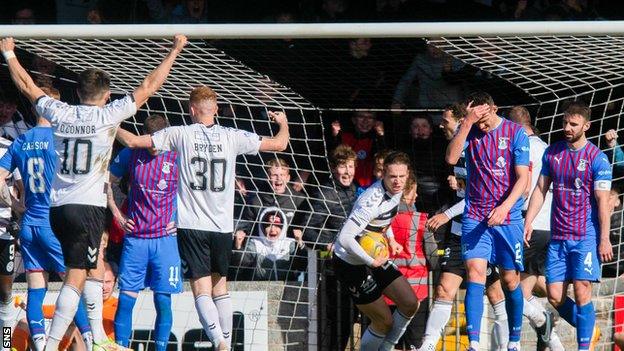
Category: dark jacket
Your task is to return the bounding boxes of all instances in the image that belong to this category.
[236,185,304,237]
[293,178,358,249]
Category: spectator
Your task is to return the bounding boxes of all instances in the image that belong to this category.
[384,172,430,349]
[393,43,465,109]
[293,144,358,250]
[0,95,30,141]
[232,208,305,281]
[328,111,385,188]
[12,5,36,24]
[318,0,348,22]
[235,158,304,240]
[404,114,451,215]
[144,0,209,23]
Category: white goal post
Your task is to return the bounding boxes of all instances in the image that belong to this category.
[3,21,624,39]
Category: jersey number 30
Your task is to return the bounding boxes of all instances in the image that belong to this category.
[190,157,226,192]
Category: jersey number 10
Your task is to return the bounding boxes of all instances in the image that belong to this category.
[60,138,92,175]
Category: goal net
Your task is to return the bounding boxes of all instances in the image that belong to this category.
[430,35,624,350]
[5,38,333,351]
[0,27,623,351]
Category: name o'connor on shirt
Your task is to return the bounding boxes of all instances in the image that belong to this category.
[58,124,97,135]
[194,143,223,153]
[22,141,51,151]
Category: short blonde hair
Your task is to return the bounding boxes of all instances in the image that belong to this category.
[266,158,290,170]
[330,144,357,168]
[189,86,218,105]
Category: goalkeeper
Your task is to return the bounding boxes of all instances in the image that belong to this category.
[332,151,418,351]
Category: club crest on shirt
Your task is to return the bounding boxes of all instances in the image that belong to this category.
[574,177,583,189]
[498,137,509,150]
[577,159,587,171]
[496,156,506,168]
[356,149,367,160]
[157,179,167,190]
[162,162,173,174]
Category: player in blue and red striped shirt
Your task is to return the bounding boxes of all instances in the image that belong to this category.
[446,92,530,351]
[525,101,612,351]
[107,114,180,351]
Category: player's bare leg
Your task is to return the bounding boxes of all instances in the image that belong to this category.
[190,276,227,350]
[357,297,394,351]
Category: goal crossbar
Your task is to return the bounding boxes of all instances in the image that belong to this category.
[3,21,624,39]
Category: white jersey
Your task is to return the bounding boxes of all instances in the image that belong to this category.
[35,95,137,207]
[152,123,261,232]
[527,135,552,231]
[334,180,402,265]
[0,137,20,240]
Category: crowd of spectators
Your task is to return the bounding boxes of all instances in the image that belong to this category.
[2,0,624,25]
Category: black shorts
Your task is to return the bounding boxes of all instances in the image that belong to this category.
[523,229,550,276]
[50,204,106,270]
[0,239,15,276]
[440,233,500,286]
[332,255,403,305]
[177,229,232,279]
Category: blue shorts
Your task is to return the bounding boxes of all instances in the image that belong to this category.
[118,235,182,294]
[461,218,524,271]
[546,238,600,283]
[20,225,65,273]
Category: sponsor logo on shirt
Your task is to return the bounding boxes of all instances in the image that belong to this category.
[496,156,506,168]
[574,177,583,189]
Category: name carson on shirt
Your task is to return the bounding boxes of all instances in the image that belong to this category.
[194,143,223,153]
[58,124,97,135]
[22,141,51,150]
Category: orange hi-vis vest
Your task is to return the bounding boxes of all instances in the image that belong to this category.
[385,205,429,304]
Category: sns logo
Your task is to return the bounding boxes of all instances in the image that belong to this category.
[498,137,509,150]
[577,159,587,171]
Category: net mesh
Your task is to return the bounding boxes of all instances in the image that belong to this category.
[7,38,347,350]
[432,35,624,350]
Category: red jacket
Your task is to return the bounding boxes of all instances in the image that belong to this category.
[385,205,429,303]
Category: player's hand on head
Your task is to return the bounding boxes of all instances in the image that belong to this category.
[487,204,510,226]
[268,111,287,125]
[172,34,188,52]
[426,213,450,232]
[0,37,15,53]
[599,238,613,263]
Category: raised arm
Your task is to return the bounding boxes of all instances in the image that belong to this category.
[115,128,153,149]
[259,111,289,152]
[445,103,489,165]
[132,34,187,109]
[0,38,45,103]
